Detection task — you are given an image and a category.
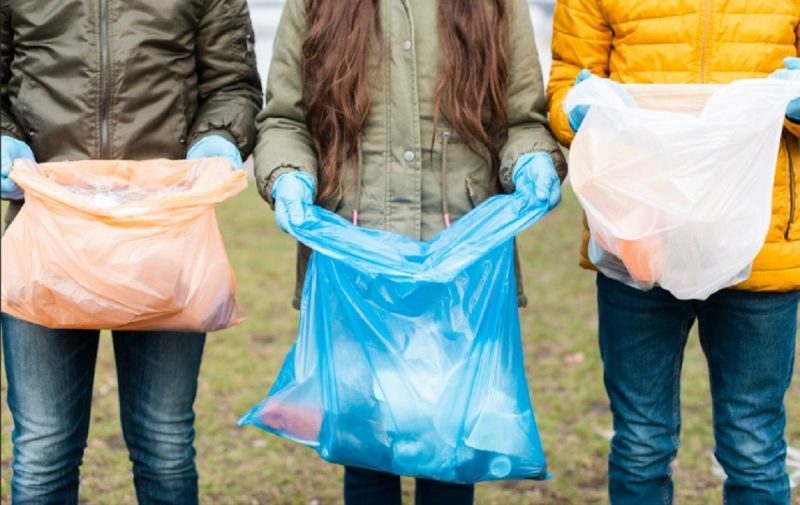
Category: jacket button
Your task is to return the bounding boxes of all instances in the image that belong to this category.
[402,40,412,52]
[404,151,415,162]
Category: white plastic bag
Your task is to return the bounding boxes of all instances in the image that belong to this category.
[565,77,800,300]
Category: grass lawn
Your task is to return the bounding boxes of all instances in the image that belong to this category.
[2,184,799,504]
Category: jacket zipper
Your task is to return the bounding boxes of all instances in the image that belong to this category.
[699,0,711,82]
[99,0,111,158]
[786,135,796,240]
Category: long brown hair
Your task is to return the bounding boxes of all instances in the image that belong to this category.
[303,0,509,204]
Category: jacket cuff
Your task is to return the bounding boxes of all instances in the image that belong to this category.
[189,129,238,148]
[548,88,577,148]
[785,116,800,139]
[189,116,252,158]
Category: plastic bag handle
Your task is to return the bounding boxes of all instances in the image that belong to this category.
[285,189,551,282]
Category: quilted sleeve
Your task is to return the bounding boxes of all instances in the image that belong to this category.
[546,0,613,147]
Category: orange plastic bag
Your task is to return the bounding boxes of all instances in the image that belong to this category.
[1,158,247,332]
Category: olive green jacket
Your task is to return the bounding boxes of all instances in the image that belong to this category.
[255,0,567,308]
[1,0,263,225]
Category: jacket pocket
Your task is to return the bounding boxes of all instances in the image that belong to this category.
[466,172,494,208]
[439,131,494,216]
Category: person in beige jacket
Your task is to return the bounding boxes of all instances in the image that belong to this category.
[254,0,565,503]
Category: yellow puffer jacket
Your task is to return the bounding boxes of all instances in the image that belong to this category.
[547,0,800,292]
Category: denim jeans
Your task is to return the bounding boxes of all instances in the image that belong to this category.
[596,274,798,505]
[343,466,474,505]
[1,314,206,505]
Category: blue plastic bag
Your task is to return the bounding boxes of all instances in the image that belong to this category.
[239,187,550,483]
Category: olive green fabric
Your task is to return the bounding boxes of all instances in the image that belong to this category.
[1,0,263,227]
[255,0,566,308]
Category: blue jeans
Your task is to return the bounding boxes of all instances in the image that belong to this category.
[596,274,798,505]
[1,314,206,505]
[343,466,474,505]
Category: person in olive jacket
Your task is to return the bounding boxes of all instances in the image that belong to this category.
[0,1,262,503]
[255,0,565,503]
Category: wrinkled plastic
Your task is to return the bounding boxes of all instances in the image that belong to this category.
[565,77,800,300]
[240,188,551,483]
[1,158,247,331]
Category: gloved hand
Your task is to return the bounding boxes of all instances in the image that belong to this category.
[272,171,315,233]
[1,136,35,200]
[567,69,634,132]
[186,134,243,169]
[770,57,800,122]
[513,152,561,211]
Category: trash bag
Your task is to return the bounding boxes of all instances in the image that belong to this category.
[1,158,246,332]
[565,77,800,300]
[239,188,551,483]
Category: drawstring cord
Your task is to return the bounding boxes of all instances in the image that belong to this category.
[353,144,363,226]
[441,132,451,228]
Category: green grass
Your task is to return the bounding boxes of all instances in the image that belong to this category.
[2,184,799,504]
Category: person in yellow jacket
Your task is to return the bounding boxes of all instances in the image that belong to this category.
[547,1,800,504]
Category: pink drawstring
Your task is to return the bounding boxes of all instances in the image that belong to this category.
[441,132,451,228]
[352,145,363,227]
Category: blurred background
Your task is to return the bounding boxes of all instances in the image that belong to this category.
[249,0,557,88]
[2,1,799,504]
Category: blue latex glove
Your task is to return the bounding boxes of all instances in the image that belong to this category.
[770,57,800,122]
[186,134,243,169]
[272,171,315,233]
[512,152,561,211]
[567,69,634,132]
[1,136,34,200]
